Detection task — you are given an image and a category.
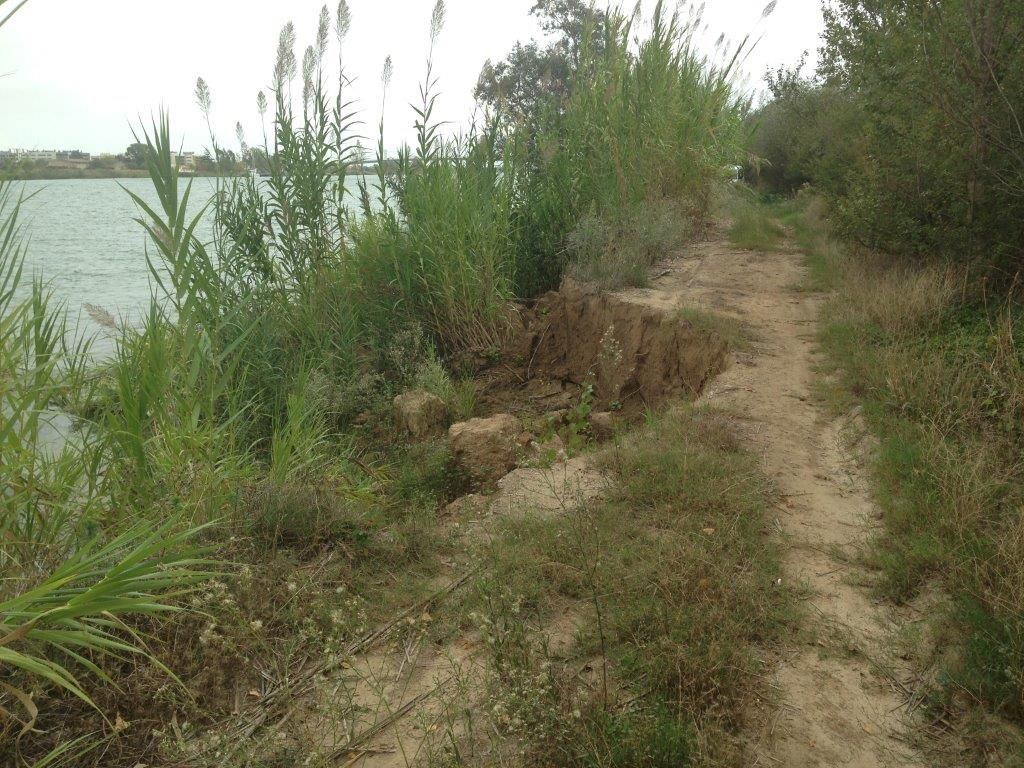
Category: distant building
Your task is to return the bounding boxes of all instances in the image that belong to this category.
[1,148,82,164]
[171,151,197,173]
[56,150,91,162]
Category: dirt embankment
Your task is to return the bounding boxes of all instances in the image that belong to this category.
[479,278,729,417]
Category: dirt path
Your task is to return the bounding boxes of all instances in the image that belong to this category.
[619,235,927,767]
[301,457,607,768]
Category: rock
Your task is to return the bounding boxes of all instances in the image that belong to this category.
[589,411,617,442]
[528,433,567,465]
[448,413,523,485]
[393,390,448,439]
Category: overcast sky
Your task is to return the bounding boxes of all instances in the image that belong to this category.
[0,0,824,156]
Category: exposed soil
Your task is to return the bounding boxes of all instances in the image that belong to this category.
[477,278,729,418]
[619,231,927,766]
[322,455,607,768]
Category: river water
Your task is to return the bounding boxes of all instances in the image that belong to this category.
[13,175,364,450]
[16,176,365,352]
[17,177,215,341]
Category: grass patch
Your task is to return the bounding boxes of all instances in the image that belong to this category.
[774,193,838,291]
[726,190,785,251]
[457,406,793,766]
[677,307,754,351]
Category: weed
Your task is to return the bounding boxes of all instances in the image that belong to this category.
[565,383,595,454]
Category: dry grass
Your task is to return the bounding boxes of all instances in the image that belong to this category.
[800,194,1024,755]
[828,255,963,338]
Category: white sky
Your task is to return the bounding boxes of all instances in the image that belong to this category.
[0,0,823,156]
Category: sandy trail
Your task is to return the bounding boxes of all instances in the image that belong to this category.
[326,457,606,768]
[619,234,926,766]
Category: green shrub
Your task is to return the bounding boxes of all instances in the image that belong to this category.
[568,201,688,289]
[248,482,374,550]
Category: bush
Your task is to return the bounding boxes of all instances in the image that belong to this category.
[568,201,689,289]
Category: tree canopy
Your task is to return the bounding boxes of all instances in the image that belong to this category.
[474,0,608,125]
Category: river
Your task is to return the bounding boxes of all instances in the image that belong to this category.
[15,175,365,352]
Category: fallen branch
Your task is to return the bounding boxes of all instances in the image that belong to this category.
[333,679,450,763]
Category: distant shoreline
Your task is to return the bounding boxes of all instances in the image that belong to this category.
[0,169,221,181]
[3,167,378,182]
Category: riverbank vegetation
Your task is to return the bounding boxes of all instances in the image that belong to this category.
[1,1,763,765]
[748,0,1024,757]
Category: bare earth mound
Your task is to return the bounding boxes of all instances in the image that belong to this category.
[479,278,728,417]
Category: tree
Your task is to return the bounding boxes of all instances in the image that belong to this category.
[242,146,270,174]
[747,60,865,196]
[123,142,147,169]
[820,0,1024,266]
[474,0,607,126]
[215,147,239,169]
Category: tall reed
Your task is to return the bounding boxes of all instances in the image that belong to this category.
[512,1,747,294]
[0,180,214,763]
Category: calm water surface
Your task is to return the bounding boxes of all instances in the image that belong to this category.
[18,177,217,341]
[18,176,365,350]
